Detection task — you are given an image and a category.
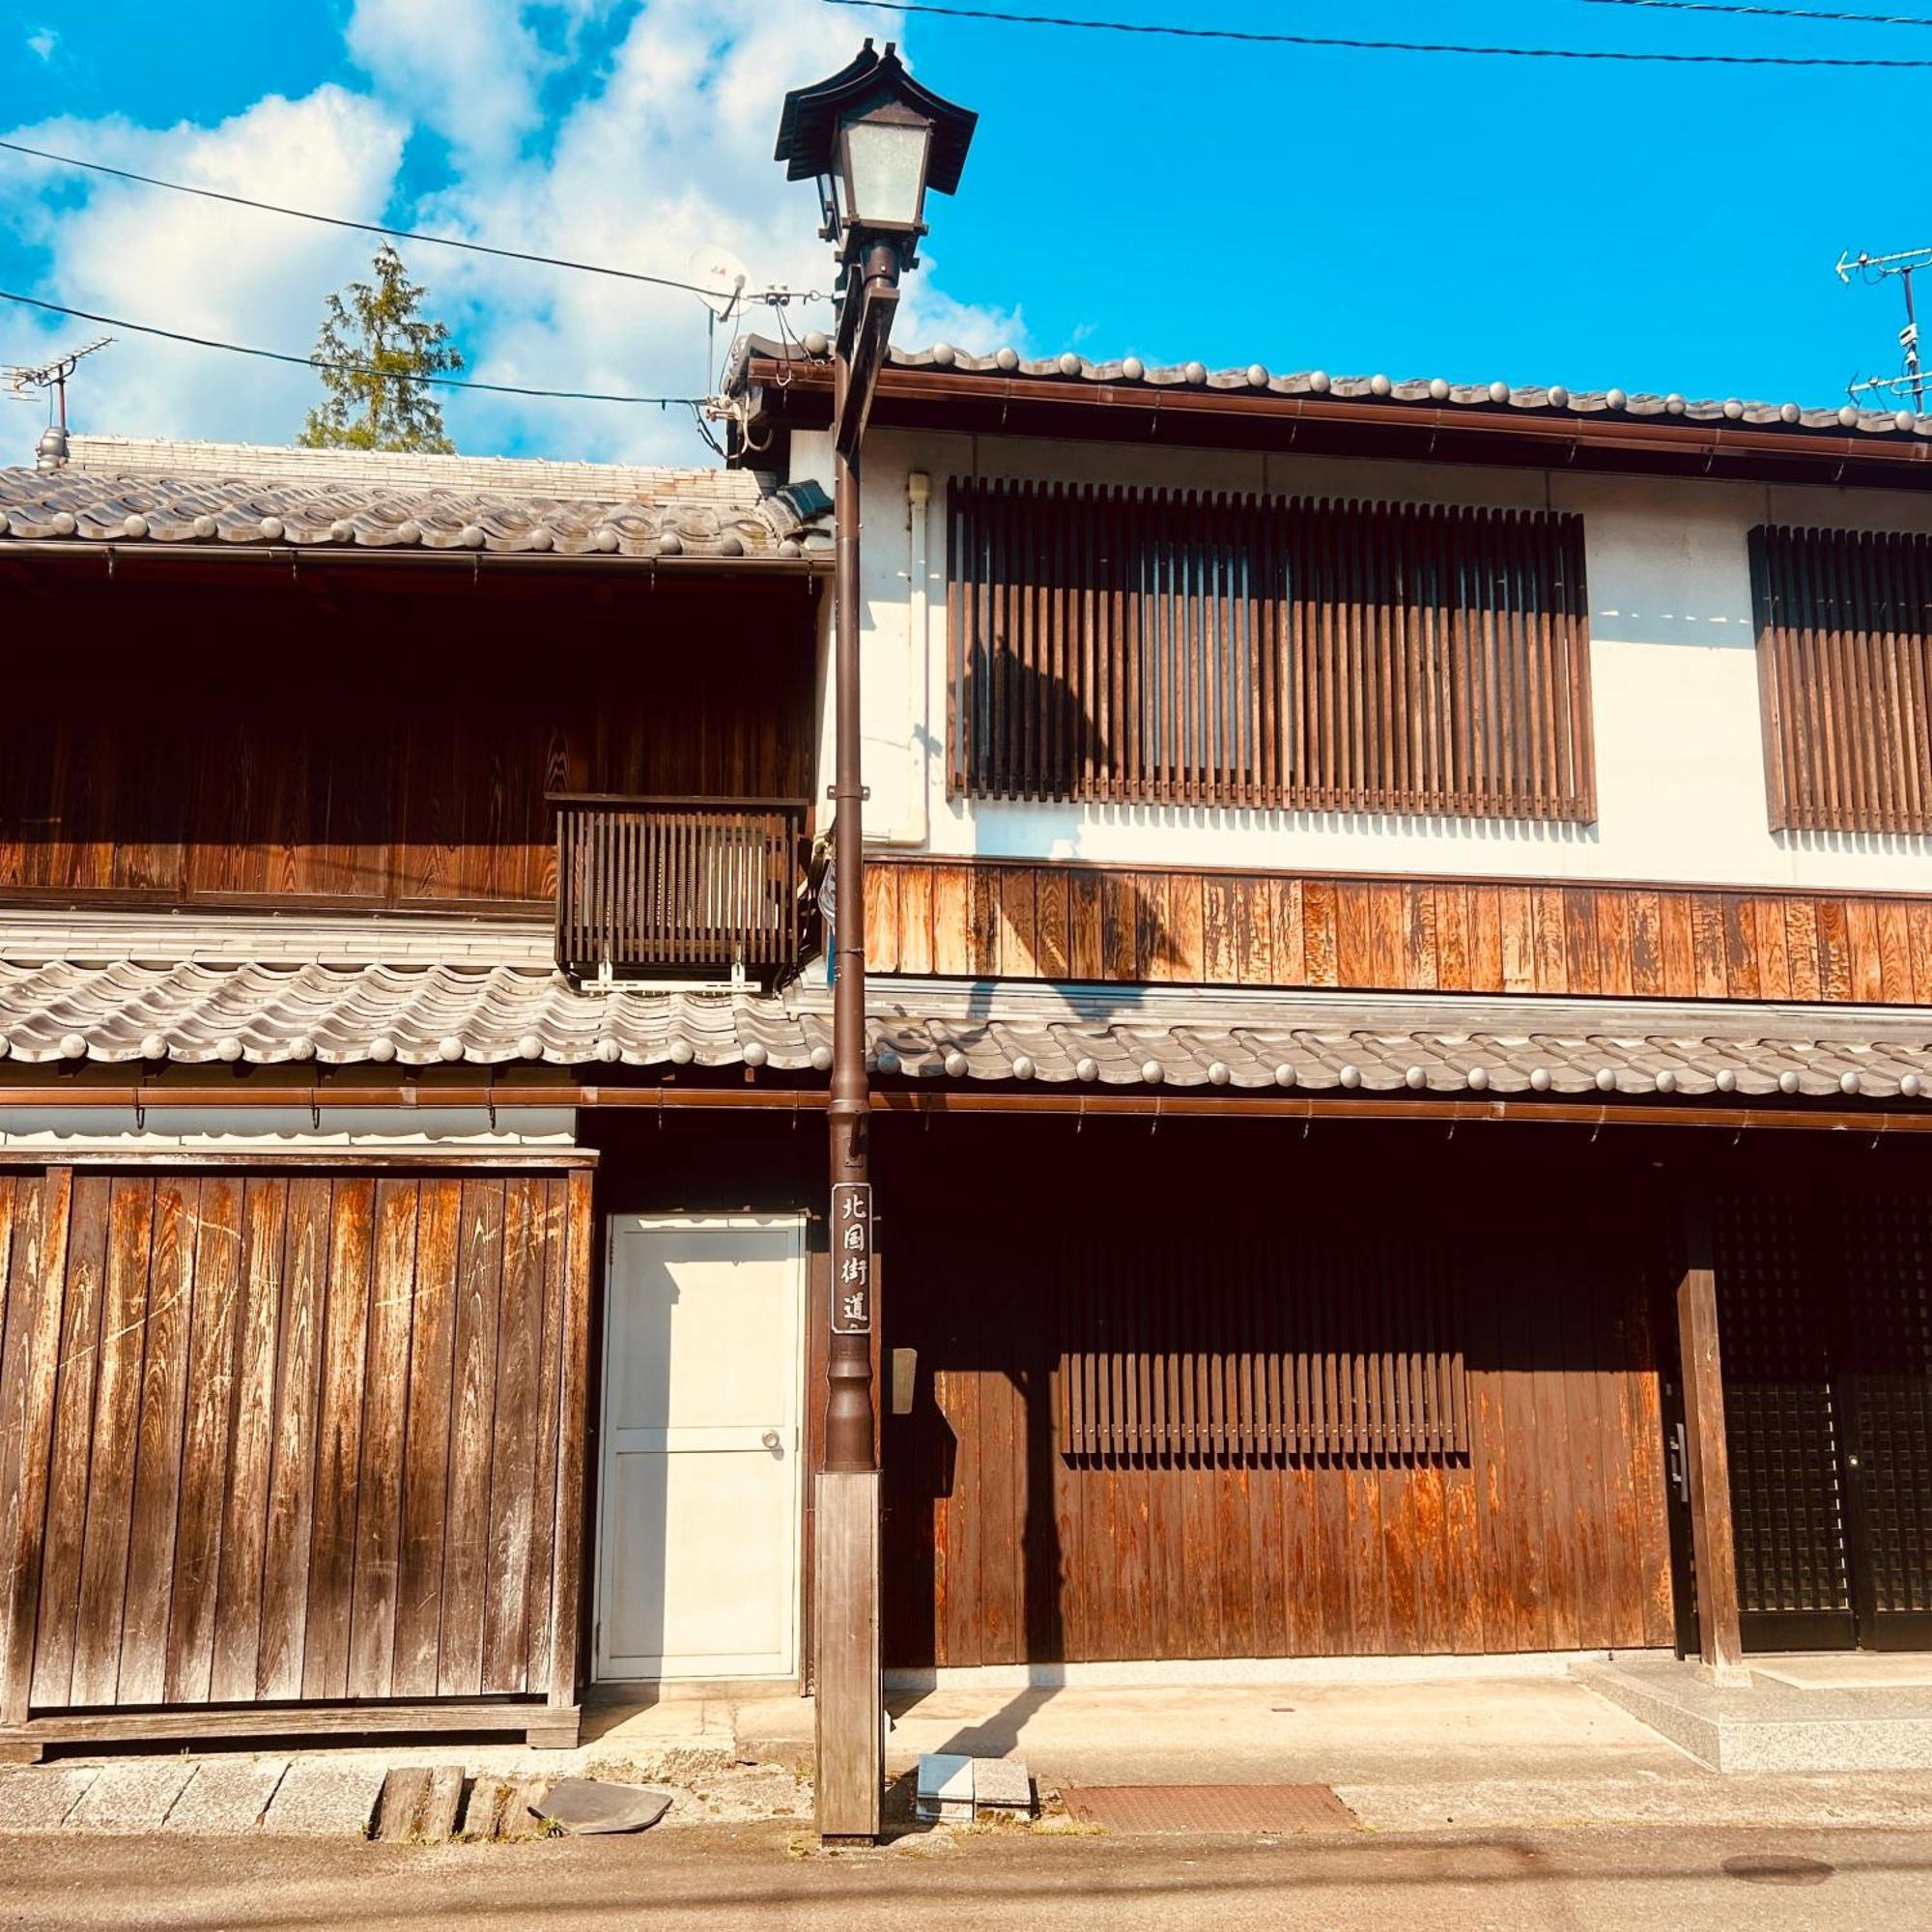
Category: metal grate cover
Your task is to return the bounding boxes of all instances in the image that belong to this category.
[1061,1784,1358,1834]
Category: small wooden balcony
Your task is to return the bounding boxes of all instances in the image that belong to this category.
[552,794,810,986]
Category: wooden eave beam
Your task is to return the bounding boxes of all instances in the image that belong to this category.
[0,541,832,581]
[741,356,1932,489]
[5,1076,1932,1136]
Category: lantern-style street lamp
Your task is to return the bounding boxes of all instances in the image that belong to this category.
[778,43,978,460]
[778,40,976,266]
[774,43,975,1846]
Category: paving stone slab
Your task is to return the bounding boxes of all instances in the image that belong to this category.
[68,1759,198,1833]
[458,1776,510,1841]
[461,1775,551,1842]
[498,1776,553,1840]
[916,1753,974,1823]
[260,1761,384,1837]
[164,1759,289,1833]
[537,1777,671,1835]
[972,1757,1033,1816]
[418,1767,465,1844]
[0,1766,98,1830]
[373,1768,433,1843]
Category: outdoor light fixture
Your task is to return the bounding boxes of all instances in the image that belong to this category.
[775,40,978,273]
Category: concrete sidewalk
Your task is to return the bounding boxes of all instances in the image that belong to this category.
[740,1666,1932,1834]
[10,1665,1932,1840]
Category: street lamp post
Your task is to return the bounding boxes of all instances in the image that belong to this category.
[775,42,976,1844]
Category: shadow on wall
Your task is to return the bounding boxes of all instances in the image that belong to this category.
[878,1117,1688,1675]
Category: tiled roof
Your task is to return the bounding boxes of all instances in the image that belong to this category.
[0,437,833,561]
[732,334,1932,442]
[2,957,1930,1102]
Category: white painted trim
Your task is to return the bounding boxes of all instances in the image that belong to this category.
[594,1212,809,1685]
[0,1106,577,1150]
[884,1649,1665,1691]
[0,907,553,966]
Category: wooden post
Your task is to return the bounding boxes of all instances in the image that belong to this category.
[531,1165,592,1750]
[814,1470,881,1839]
[0,1171,71,1743]
[1676,1188,1749,1686]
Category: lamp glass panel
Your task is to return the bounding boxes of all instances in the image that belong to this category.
[842,119,928,229]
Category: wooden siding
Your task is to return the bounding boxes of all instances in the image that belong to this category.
[0,574,815,912]
[0,1165,591,1737]
[1751,525,1932,836]
[947,482,1594,821]
[1056,1222,1467,1464]
[882,1127,1675,1666]
[864,857,1932,1008]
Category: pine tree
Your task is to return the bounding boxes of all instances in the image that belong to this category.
[298,242,464,453]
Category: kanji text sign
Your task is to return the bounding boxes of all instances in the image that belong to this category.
[832,1181,873,1334]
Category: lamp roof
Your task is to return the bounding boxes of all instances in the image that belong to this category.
[774,41,977,196]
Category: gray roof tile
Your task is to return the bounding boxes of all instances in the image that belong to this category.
[733,335,1932,442]
[2,957,1931,1105]
[0,440,832,562]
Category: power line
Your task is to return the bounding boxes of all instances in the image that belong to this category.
[0,137,742,298]
[821,0,1932,60]
[0,290,710,408]
[1579,0,1932,26]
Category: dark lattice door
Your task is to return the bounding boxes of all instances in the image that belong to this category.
[1840,1195,1932,1649]
[1713,1190,1856,1650]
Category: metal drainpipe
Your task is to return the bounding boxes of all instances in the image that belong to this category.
[879,469,931,847]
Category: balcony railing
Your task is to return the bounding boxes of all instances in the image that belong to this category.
[552,794,809,985]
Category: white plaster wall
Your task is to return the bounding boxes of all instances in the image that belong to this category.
[788,423,1932,893]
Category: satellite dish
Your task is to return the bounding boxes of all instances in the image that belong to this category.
[687,244,753,318]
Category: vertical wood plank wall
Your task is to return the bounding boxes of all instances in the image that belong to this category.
[865,858,1932,1009]
[881,1129,1676,1667]
[0,579,817,912]
[0,1165,590,1731]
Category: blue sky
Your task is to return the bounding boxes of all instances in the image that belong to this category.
[2,1,1927,466]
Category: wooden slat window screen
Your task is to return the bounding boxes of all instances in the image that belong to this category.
[552,794,807,981]
[948,479,1596,821]
[1054,1223,1468,1466]
[1749,525,1932,835]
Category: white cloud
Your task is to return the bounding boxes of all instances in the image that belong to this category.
[26,29,58,63]
[404,0,1025,463]
[0,5,1017,466]
[0,87,407,455]
[345,0,555,169]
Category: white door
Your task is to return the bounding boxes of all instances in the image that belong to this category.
[595,1214,805,1681]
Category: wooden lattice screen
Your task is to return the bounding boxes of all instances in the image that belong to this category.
[1749,525,1932,835]
[948,480,1595,821]
[1054,1223,1469,1466]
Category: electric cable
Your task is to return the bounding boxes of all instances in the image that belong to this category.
[1577,0,1932,26]
[0,136,751,298]
[820,0,1932,61]
[0,289,711,409]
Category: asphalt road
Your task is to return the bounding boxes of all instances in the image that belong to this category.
[1,1821,1927,1932]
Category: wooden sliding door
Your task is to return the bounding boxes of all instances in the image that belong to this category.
[0,1163,592,1744]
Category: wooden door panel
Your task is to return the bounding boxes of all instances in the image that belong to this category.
[7,1168,582,1720]
[1840,1196,1932,1644]
[1712,1189,1855,1649]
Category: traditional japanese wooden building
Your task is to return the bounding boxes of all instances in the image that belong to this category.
[1,364,1930,1758]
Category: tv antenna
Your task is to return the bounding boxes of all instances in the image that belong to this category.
[5,334,115,427]
[1837,245,1929,413]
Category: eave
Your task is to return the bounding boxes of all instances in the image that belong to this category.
[740,354,1932,493]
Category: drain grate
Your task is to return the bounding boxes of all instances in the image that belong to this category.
[1722,1854,1835,1886]
[1061,1783,1358,1835]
